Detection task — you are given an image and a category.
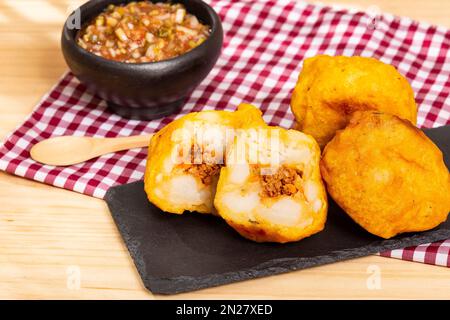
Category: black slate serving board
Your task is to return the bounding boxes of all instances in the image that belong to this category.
[105,125,450,295]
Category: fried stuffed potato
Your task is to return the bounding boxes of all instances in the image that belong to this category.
[321,111,450,239]
[144,104,265,214]
[214,126,327,243]
[291,55,417,147]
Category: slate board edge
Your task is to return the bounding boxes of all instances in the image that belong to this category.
[105,185,149,289]
[105,183,450,295]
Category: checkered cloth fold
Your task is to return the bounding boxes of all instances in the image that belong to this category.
[0,0,449,266]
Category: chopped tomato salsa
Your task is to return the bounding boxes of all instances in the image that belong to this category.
[77,1,210,63]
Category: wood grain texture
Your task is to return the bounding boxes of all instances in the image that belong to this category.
[0,0,449,299]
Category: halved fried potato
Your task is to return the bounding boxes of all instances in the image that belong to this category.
[214,126,327,243]
[144,104,265,214]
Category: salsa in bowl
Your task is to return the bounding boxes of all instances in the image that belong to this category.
[77,2,211,63]
[61,0,223,120]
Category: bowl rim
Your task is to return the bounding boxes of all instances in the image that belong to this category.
[62,0,223,68]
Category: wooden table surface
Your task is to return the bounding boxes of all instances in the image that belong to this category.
[0,0,449,300]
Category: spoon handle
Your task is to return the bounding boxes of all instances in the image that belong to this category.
[94,134,153,154]
[30,134,155,167]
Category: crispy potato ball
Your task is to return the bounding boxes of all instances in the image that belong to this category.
[321,111,450,239]
[291,55,417,147]
[144,104,265,214]
[214,126,327,243]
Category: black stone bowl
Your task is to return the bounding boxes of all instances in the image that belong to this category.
[61,0,223,120]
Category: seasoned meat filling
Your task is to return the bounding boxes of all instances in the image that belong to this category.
[256,166,303,198]
[179,144,223,185]
[184,163,222,185]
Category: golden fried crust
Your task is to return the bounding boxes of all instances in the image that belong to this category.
[144,104,266,214]
[291,55,417,147]
[225,219,308,243]
[320,111,450,239]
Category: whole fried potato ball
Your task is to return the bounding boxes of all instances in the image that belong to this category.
[291,55,417,147]
[320,111,450,239]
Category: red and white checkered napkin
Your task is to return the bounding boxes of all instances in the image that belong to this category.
[0,0,449,266]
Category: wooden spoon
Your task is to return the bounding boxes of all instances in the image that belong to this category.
[30,134,153,166]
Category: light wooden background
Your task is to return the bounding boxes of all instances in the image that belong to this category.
[0,0,449,300]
